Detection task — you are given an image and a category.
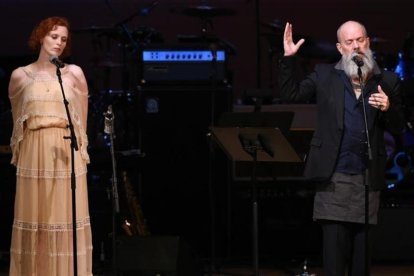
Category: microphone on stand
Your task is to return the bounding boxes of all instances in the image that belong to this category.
[104,105,114,135]
[49,55,65,68]
[351,52,364,67]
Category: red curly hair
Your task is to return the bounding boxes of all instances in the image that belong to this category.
[28,16,71,57]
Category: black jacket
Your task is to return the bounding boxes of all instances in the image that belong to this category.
[278,56,405,190]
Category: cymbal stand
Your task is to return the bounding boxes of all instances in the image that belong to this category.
[104,105,120,276]
[254,0,262,89]
[105,0,145,150]
[105,0,143,91]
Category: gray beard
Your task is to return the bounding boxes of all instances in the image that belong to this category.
[342,48,375,80]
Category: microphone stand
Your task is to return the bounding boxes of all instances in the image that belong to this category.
[356,65,371,276]
[55,65,79,276]
[104,105,120,276]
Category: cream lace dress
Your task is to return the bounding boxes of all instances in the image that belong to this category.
[8,66,93,276]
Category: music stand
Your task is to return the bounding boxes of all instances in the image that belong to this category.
[211,127,300,162]
[211,126,301,276]
[218,111,294,132]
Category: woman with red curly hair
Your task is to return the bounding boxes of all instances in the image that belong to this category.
[8,16,92,275]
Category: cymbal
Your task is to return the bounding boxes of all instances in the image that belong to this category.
[92,59,124,68]
[98,61,123,68]
[176,34,237,55]
[72,25,115,34]
[261,32,282,39]
[261,19,284,31]
[171,5,235,17]
[299,36,340,60]
[371,36,388,43]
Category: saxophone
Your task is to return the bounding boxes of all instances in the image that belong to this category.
[121,170,150,236]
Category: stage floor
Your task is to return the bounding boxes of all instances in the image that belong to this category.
[2,255,414,276]
[212,263,414,276]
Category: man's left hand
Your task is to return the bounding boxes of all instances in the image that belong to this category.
[368,85,389,111]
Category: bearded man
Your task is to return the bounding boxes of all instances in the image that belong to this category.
[278,20,404,276]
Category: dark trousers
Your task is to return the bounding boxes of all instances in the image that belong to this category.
[321,220,373,276]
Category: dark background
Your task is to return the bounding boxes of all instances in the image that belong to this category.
[1,0,414,274]
[1,0,414,98]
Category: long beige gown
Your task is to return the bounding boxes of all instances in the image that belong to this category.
[8,66,93,276]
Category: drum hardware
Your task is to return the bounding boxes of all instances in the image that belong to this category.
[95,60,124,68]
[386,151,412,186]
[260,18,284,32]
[371,36,388,44]
[170,5,235,18]
[173,6,237,56]
[261,26,339,90]
[261,31,339,61]
[295,259,317,276]
[72,25,115,34]
[176,33,237,57]
[83,1,159,154]
[170,3,235,35]
[115,0,159,26]
[130,27,164,46]
[242,88,274,107]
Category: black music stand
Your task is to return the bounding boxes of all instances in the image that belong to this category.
[218,111,294,132]
[211,126,301,276]
[211,127,300,163]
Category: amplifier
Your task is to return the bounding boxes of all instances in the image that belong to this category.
[140,47,228,84]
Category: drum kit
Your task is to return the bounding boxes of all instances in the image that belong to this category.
[74,3,239,152]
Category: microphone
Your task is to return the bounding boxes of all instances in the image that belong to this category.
[258,133,274,157]
[351,52,364,67]
[49,55,65,68]
[104,105,114,134]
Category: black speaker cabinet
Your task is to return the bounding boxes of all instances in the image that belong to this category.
[134,85,232,259]
[115,235,199,275]
[372,207,414,261]
[137,84,232,128]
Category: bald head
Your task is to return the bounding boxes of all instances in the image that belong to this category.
[337,21,367,43]
[335,20,374,80]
